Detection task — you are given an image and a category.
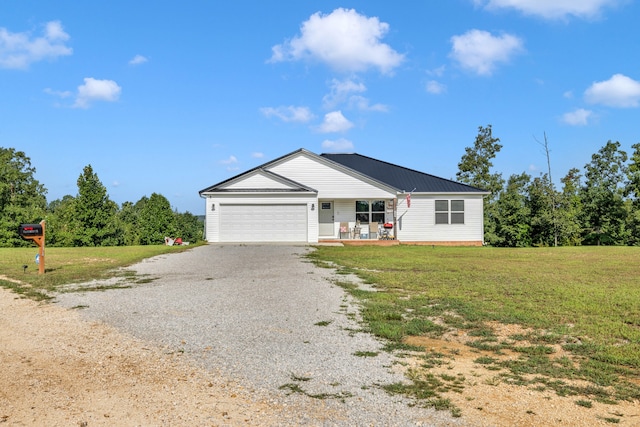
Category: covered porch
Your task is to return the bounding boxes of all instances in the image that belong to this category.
[317,198,398,241]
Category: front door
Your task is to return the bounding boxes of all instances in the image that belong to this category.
[318,201,334,236]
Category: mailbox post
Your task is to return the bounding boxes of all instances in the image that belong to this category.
[19,220,45,274]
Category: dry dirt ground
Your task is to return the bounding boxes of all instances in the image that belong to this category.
[1,285,639,426]
[402,323,640,427]
[0,287,337,427]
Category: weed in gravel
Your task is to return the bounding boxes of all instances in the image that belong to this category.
[278,383,353,402]
[314,320,332,326]
[353,350,379,358]
[279,383,305,395]
[290,373,312,382]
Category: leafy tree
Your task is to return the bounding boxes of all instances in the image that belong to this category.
[138,193,176,245]
[624,142,640,245]
[527,174,557,246]
[0,147,47,247]
[580,141,628,245]
[456,125,505,245]
[118,201,141,246]
[494,173,531,247]
[46,195,78,247]
[73,165,121,246]
[557,168,583,246]
[174,211,203,243]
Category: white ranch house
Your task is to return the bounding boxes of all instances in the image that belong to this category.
[199,149,489,245]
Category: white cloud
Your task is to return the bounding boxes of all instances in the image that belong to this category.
[220,155,238,165]
[562,108,594,126]
[129,54,148,65]
[563,90,574,99]
[251,152,264,158]
[73,78,122,109]
[449,29,524,76]
[44,88,72,98]
[321,138,354,152]
[474,0,621,20]
[322,78,388,111]
[584,74,640,108]
[427,65,446,77]
[260,106,314,123]
[426,80,447,94]
[348,95,389,112]
[322,78,367,108]
[316,111,354,133]
[269,8,404,74]
[0,20,72,69]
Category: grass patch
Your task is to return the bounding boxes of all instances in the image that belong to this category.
[314,320,333,326]
[0,245,198,298]
[576,399,593,408]
[354,350,379,358]
[279,383,353,402]
[308,245,640,410]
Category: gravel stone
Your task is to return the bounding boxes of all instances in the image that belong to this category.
[55,244,466,426]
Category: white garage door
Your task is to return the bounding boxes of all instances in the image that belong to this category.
[219,204,308,242]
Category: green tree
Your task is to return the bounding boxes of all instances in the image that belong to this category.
[494,172,531,247]
[580,141,628,245]
[527,174,557,246]
[174,211,203,243]
[73,165,121,246]
[0,147,47,247]
[46,195,78,247]
[456,125,505,245]
[138,193,176,245]
[557,168,583,246]
[624,142,640,245]
[118,201,141,246]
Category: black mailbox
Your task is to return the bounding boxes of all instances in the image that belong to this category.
[19,224,43,238]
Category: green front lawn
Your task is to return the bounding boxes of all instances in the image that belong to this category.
[308,245,640,406]
[0,245,197,300]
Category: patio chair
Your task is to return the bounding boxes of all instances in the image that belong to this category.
[339,222,350,239]
[369,222,379,239]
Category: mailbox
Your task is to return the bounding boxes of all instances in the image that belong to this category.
[19,224,44,238]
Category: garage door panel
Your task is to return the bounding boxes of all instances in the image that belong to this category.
[220,204,308,242]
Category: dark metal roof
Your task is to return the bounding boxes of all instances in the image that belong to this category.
[321,153,487,193]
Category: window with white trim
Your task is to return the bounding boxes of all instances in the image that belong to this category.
[435,200,464,224]
[355,200,385,223]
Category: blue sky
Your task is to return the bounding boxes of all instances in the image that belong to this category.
[2,1,639,214]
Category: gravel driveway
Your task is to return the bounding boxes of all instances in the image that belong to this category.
[55,244,463,426]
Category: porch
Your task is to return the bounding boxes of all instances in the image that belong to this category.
[317,238,400,246]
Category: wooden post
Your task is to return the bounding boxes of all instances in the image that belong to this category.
[28,220,46,274]
[20,221,45,274]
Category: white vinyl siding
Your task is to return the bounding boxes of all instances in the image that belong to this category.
[396,194,483,242]
[269,153,395,200]
[224,173,294,190]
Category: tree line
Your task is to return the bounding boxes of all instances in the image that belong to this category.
[1,147,202,247]
[457,125,640,246]
[4,131,640,248]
